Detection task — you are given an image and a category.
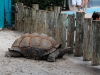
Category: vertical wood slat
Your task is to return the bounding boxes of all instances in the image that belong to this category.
[17,3,21,31]
[35,10,40,33]
[74,12,85,57]
[31,4,39,33]
[28,7,32,33]
[24,7,32,33]
[15,3,21,31]
[58,14,67,48]
[19,3,24,31]
[32,4,39,10]
[38,10,44,34]
[17,3,24,31]
[83,18,92,61]
[24,7,28,33]
[41,10,47,34]
[46,11,54,37]
[53,6,61,43]
[91,21,100,66]
[14,3,18,30]
[88,18,93,61]
[67,14,75,51]
[31,8,37,33]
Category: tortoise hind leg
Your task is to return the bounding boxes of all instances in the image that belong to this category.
[5,50,23,57]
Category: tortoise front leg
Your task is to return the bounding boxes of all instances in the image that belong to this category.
[47,47,72,62]
[47,50,59,62]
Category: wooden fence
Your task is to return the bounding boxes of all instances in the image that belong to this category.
[15,3,67,49]
[67,12,100,66]
[15,3,100,66]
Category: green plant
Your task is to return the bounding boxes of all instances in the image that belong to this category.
[12,0,66,10]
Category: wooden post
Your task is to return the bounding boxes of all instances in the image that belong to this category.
[16,3,24,31]
[67,14,75,51]
[58,14,67,48]
[83,18,92,61]
[40,10,47,34]
[27,7,32,33]
[20,3,25,32]
[17,2,21,31]
[38,10,45,34]
[15,3,20,31]
[24,7,28,33]
[88,18,93,61]
[46,11,54,36]
[24,7,32,33]
[91,21,100,66]
[31,4,39,33]
[32,4,39,10]
[74,12,85,57]
[53,6,61,42]
[31,6,38,33]
[33,10,41,33]
[31,9,37,33]
[14,3,18,30]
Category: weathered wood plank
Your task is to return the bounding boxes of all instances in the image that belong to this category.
[91,21,100,66]
[67,14,75,51]
[40,10,47,34]
[46,11,54,36]
[14,3,18,30]
[74,12,85,57]
[58,14,67,48]
[31,6,38,33]
[32,4,39,10]
[53,6,61,42]
[17,3,24,31]
[83,18,92,61]
[24,7,28,33]
[38,10,44,34]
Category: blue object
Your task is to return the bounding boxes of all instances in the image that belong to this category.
[0,0,4,29]
[61,7,100,27]
[4,0,12,27]
[88,0,100,7]
[86,7,100,13]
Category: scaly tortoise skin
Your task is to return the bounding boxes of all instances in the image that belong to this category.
[5,33,72,62]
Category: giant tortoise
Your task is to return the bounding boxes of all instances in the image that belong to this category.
[5,33,72,62]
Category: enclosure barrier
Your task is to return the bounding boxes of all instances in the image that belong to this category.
[67,12,100,66]
[15,2,100,66]
[15,2,67,49]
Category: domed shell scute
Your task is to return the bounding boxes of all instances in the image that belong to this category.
[30,36,42,48]
[39,38,53,50]
[12,38,23,47]
[19,37,30,47]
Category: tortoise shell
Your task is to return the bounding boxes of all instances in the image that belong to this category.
[10,33,61,57]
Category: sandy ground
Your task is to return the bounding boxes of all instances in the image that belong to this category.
[0,29,100,75]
